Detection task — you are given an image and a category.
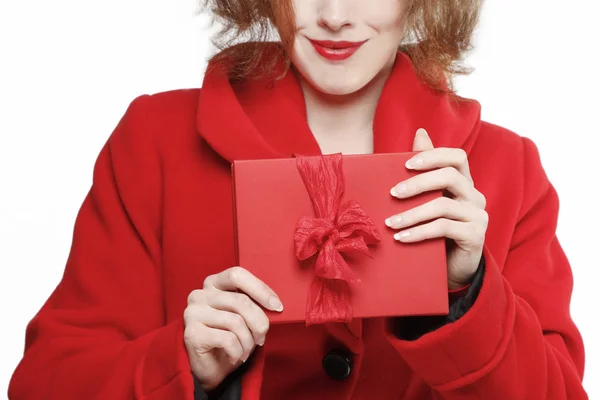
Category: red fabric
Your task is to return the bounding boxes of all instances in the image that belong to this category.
[294,154,381,325]
[9,45,587,399]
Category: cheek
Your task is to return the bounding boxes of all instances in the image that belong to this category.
[362,0,407,34]
[290,0,310,29]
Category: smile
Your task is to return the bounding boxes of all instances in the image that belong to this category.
[308,39,367,61]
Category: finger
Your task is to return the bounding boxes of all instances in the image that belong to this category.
[391,167,475,201]
[393,218,484,248]
[203,267,283,312]
[385,197,480,229]
[195,307,256,362]
[187,289,270,346]
[412,128,434,152]
[405,147,472,182]
[207,291,270,346]
[184,323,244,363]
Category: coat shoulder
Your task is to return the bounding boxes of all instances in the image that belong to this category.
[475,121,524,156]
[471,121,532,177]
[112,88,203,155]
[144,88,201,111]
[475,121,546,181]
[471,120,552,222]
[129,88,201,131]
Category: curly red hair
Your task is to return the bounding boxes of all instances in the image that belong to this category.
[200,0,482,92]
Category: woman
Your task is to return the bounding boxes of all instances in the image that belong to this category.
[8,0,587,398]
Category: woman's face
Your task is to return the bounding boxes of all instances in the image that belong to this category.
[289,0,408,96]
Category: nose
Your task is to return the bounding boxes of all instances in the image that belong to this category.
[317,0,351,31]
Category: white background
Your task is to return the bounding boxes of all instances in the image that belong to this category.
[1,0,599,398]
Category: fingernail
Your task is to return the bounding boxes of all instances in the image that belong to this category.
[385,215,401,228]
[394,231,410,240]
[416,128,428,137]
[257,337,265,346]
[391,184,407,197]
[269,296,283,312]
[405,157,423,169]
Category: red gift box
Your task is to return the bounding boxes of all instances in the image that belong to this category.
[232,153,448,325]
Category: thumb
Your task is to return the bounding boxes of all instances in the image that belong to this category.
[412,128,434,152]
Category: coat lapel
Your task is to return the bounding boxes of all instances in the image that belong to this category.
[197,48,481,161]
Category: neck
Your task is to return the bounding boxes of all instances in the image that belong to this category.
[297,54,396,155]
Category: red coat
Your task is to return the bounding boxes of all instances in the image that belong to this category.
[9,49,587,399]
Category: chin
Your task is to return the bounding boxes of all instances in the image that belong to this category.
[291,44,388,97]
[310,77,368,96]
[298,62,375,96]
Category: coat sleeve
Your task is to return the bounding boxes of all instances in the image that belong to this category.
[393,256,485,341]
[385,137,587,399]
[8,96,196,399]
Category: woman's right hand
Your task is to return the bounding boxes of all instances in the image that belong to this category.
[183,266,283,390]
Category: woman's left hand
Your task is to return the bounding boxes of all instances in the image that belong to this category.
[385,128,488,290]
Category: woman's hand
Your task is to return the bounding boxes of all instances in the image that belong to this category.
[184,267,283,390]
[385,128,488,290]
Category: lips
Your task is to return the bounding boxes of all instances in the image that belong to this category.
[308,39,367,61]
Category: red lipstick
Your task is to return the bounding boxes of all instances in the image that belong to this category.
[308,39,367,61]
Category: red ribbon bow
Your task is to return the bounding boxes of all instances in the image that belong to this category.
[294,154,381,326]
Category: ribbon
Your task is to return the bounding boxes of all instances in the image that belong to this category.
[294,154,381,326]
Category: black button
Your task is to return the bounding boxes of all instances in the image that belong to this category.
[322,350,352,381]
